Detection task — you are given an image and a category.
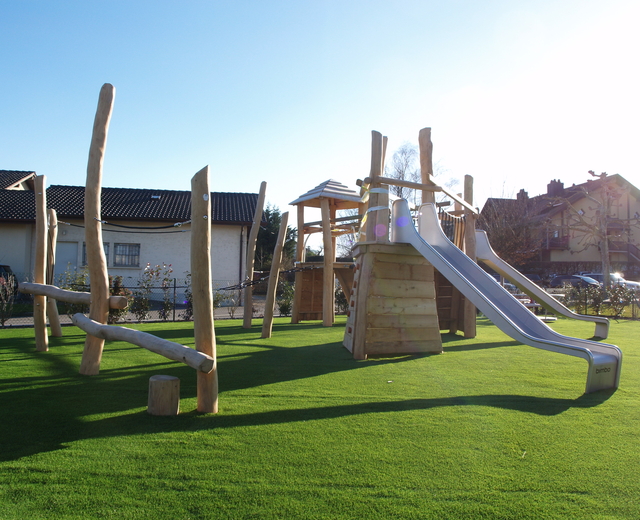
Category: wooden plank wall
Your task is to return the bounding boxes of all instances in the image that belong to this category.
[345,243,443,359]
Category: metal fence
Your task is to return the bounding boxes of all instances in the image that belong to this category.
[1,276,275,328]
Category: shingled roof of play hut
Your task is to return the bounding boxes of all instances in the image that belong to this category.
[289,179,362,209]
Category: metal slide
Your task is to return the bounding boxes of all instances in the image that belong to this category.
[390,200,621,394]
[475,229,610,339]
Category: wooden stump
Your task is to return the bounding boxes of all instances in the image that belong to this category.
[148,375,180,416]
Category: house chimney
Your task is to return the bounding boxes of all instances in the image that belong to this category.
[516,189,528,202]
[547,179,564,197]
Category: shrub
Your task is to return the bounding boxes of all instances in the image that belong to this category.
[59,265,89,317]
[335,285,349,314]
[276,281,294,316]
[181,272,225,321]
[107,275,131,324]
[131,263,173,323]
[0,274,16,328]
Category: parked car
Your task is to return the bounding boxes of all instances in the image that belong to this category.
[549,275,600,288]
[580,272,640,292]
[489,273,518,293]
[523,273,547,287]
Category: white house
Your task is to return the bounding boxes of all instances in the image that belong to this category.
[0,170,262,288]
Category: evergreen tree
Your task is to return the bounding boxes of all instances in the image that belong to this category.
[255,204,297,271]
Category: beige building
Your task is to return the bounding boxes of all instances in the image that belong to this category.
[0,170,261,288]
[479,174,640,279]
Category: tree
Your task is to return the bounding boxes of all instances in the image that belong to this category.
[384,142,420,202]
[477,193,542,269]
[255,204,297,271]
[335,208,360,258]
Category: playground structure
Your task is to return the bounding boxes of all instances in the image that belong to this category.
[16,81,621,396]
[289,180,362,327]
[290,127,621,394]
[18,84,218,413]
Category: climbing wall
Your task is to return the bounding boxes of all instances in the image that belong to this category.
[344,242,443,359]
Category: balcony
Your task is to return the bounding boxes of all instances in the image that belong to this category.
[545,235,570,250]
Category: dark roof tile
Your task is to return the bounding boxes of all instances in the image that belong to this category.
[0,170,36,190]
[0,185,260,224]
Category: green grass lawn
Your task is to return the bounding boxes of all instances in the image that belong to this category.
[1,316,638,519]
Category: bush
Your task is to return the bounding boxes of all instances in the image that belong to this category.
[0,273,16,328]
[59,265,89,317]
[108,275,131,324]
[276,281,294,316]
[335,285,349,314]
[181,272,225,321]
[131,263,173,323]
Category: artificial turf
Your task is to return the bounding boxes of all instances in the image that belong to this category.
[0,316,638,519]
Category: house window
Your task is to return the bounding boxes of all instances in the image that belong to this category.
[82,242,110,266]
[114,243,140,267]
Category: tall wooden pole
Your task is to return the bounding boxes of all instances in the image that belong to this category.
[463,174,477,338]
[79,83,115,375]
[262,211,289,338]
[368,131,389,243]
[419,128,435,204]
[243,181,267,328]
[321,197,334,326]
[46,208,62,337]
[191,166,218,413]
[33,175,48,352]
[290,203,306,323]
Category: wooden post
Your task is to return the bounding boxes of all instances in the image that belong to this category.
[419,128,435,204]
[243,181,267,328]
[148,375,180,416]
[463,174,477,338]
[262,211,289,338]
[79,83,115,375]
[368,131,389,243]
[290,203,305,323]
[320,198,334,326]
[34,175,48,352]
[191,166,218,413]
[46,208,62,337]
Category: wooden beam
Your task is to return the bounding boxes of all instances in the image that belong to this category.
[367,130,390,243]
[243,181,267,328]
[46,209,62,337]
[33,175,48,351]
[363,176,442,193]
[304,214,363,227]
[419,127,435,204]
[80,84,115,375]
[72,314,214,373]
[262,211,289,338]
[463,174,477,339]
[291,204,305,324]
[191,166,218,413]
[19,282,128,309]
[321,197,335,326]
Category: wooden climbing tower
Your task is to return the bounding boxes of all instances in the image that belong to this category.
[343,128,477,359]
[289,180,362,326]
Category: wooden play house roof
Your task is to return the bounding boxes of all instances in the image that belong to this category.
[289,179,361,209]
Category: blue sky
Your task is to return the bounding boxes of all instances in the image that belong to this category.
[2,0,638,222]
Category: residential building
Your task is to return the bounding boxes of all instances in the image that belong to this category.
[479,174,640,279]
[0,170,262,287]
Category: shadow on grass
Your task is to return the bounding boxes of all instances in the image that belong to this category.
[0,320,616,463]
[0,370,615,463]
